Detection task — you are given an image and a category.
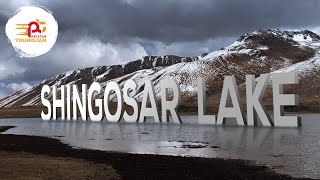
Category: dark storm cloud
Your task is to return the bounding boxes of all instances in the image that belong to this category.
[1,0,320,43]
[0,0,320,96]
[42,0,320,42]
[0,14,7,27]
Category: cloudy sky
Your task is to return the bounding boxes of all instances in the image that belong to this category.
[0,0,320,98]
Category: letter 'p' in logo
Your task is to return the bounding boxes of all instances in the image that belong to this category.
[5,6,58,58]
[16,19,46,37]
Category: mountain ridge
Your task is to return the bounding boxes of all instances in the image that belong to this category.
[1,29,320,112]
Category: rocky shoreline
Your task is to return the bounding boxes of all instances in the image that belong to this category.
[0,126,313,179]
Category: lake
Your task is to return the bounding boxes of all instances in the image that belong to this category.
[0,114,319,179]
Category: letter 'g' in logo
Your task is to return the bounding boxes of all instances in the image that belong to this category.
[5,6,58,58]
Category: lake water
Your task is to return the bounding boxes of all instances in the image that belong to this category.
[0,115,319,179]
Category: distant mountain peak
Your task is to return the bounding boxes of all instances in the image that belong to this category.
[238,29,320,44]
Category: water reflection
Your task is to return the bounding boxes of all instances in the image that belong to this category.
[0,115,319,178]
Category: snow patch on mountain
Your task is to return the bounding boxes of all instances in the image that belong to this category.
[273,53,320,75]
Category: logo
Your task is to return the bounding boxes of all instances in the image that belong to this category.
[15,19,47,42]
[5,6,58,58]
[16,19,46,39]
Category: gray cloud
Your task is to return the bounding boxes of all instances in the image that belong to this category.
[0,0,320,96]
[1,0,320,42]
[42,0,320,42]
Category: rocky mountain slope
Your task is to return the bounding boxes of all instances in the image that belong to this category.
[1,29,320,112]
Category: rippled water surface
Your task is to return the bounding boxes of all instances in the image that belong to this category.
[0,115,319,179]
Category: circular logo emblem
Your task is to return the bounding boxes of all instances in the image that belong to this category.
[5,6,58,58]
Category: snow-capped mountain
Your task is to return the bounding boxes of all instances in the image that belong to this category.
[1,29,320,112]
